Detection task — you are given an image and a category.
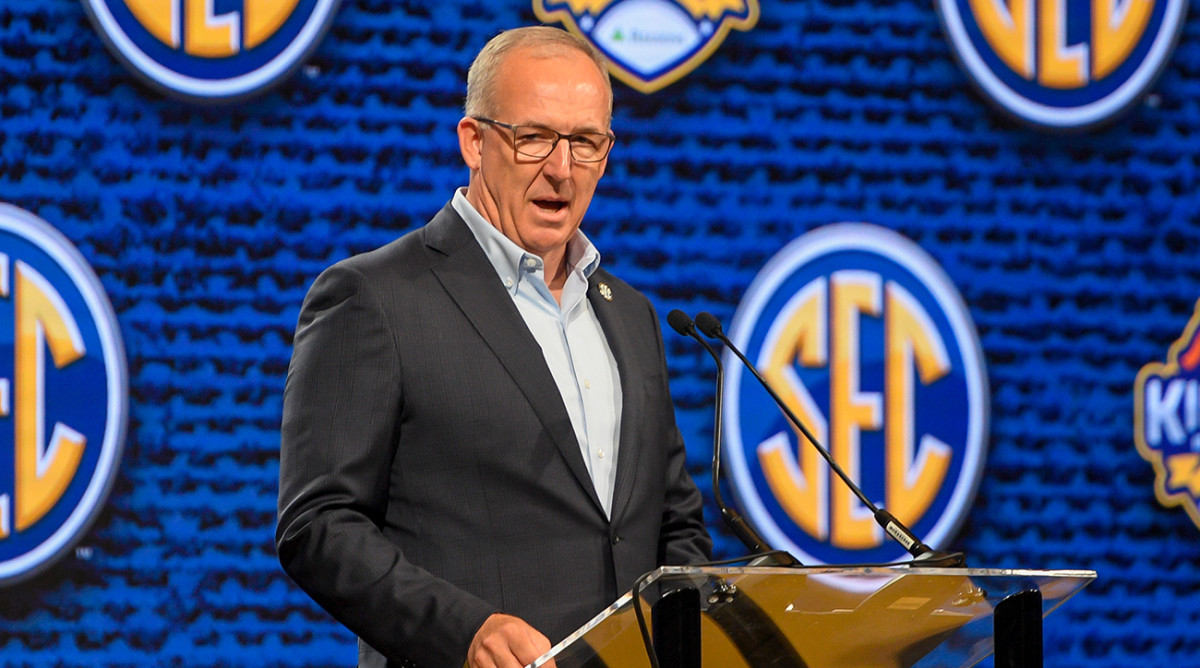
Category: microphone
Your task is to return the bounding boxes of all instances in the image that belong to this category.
[667,310,798,565]
[693,311,965,567]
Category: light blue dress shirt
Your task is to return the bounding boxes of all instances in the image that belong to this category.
[453,190,623,517]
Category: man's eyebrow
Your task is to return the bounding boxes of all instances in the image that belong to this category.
[521,121,608,135]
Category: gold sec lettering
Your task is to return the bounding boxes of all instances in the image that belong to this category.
[13,262,87,533]
[829,271,883,549]
[884,283,953,527]
[124,0,303,56]
[971,0,1154,87]
[754,272,955,551]
[758,279,830,541]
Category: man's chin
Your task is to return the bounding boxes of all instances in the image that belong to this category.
[518,225,580,258]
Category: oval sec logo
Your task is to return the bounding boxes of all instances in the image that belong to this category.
[0,204,127,585]
[81,0,341,102]
[937,0,1188,129]
[723,224,988,565]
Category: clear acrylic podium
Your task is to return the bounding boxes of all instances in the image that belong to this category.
[529,565,1096,668]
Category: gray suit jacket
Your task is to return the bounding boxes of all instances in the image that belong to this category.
[276,204,712,668]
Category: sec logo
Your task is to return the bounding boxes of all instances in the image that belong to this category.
[0,204,127,585]
[81,0,341,102]
[937,0,1188,129]
[723,224,988,564]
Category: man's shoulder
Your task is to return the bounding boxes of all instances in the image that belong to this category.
[337,226,426,274]
[327,202,467,278]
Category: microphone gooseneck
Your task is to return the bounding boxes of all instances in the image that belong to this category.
[694,311,964,567]
[668,310,796,564]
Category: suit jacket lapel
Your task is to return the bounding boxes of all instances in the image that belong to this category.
[424,205,606,515]
[588,272,645,525]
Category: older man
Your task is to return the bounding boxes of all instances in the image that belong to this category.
[277,26,712,668]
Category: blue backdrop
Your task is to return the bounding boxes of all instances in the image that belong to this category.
[2,0,1199,665]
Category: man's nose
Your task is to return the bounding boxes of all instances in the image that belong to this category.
[542,139,573,180]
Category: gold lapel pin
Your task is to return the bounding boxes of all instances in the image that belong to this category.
[598,282,613,302]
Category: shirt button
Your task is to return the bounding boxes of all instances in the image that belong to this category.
[584,379,592,389]
[523,257,537,268]
[598,449,606,459]
[504,277,514,288]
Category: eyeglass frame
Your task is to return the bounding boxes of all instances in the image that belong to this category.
[471,116,615,163]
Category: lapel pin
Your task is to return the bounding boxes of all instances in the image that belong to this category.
[598,282,613,302]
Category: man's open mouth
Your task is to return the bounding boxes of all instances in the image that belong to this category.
[534,199,567,212]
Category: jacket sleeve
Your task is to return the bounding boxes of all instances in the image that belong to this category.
[276,262,497,667]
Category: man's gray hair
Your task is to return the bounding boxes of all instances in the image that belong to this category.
[464,26,613,125]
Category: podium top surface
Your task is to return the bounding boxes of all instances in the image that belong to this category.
[652,564,1098,578]
[532,565,1096,668]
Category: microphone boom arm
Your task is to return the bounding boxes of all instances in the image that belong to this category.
[693,312,963,567]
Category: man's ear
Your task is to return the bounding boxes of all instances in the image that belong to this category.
[458,117,483,169]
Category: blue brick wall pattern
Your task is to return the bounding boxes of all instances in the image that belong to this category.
[2,0,1200,665]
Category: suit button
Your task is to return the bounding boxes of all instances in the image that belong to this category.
[611,533,621,545]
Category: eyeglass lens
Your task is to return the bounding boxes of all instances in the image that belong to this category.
[512,126,611,161]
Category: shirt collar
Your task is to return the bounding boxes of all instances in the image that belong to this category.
[452,188,601,296]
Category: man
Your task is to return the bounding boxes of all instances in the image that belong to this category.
[277,26,712,668]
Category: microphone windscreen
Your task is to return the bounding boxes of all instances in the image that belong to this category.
[667,309,695,336]
[695,312,722,338]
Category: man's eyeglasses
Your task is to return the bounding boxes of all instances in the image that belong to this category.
[472,117,615,163]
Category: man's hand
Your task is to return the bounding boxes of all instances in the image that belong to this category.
[466,613,554,668]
